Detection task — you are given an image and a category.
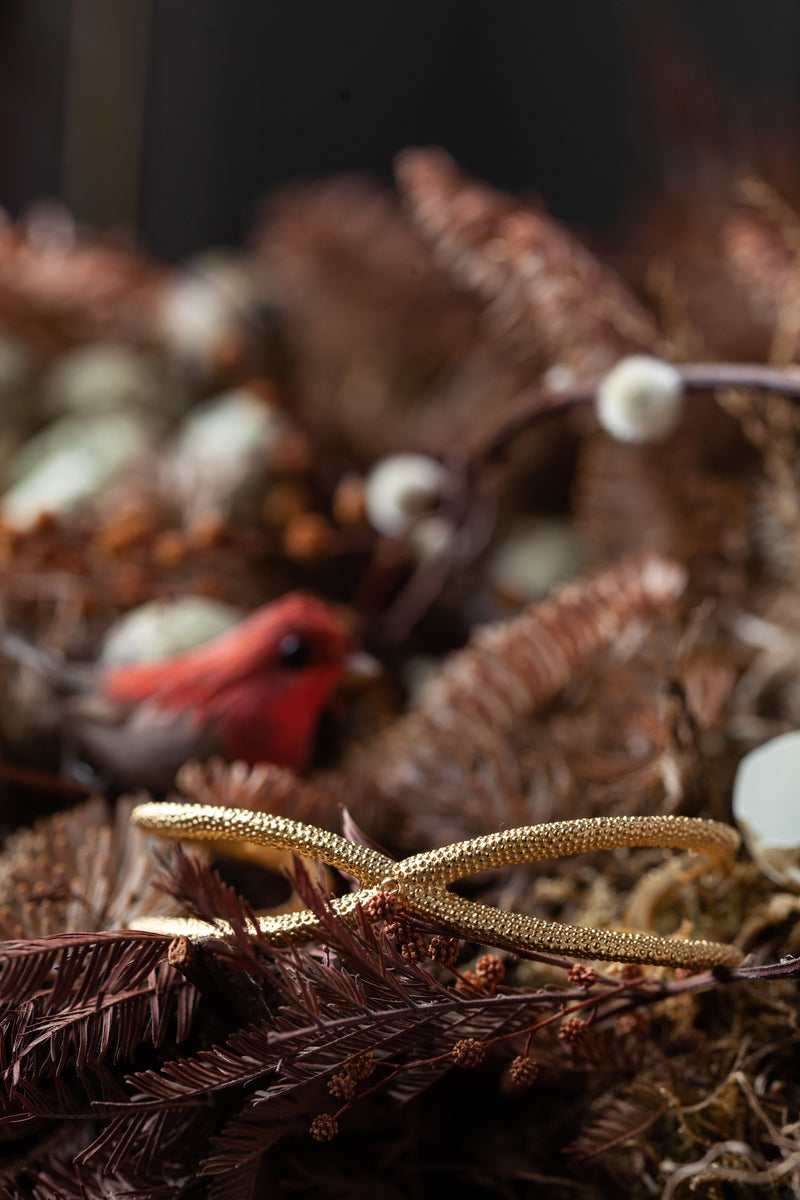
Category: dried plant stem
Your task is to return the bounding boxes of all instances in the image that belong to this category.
[372,358,789,645]
[330,982,628,1119]
[0,758,92,797]
[372,359,800,645]
[462,361,800,473]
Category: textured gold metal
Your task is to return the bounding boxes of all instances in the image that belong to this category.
[130,803,742,969]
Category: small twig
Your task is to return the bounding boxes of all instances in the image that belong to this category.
[368,359,800,645]
[461,360,800,477]
[0,757,92,797]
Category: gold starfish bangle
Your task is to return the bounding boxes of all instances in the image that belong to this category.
[130,803,742,970]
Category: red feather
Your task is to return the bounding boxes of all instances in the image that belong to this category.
[103,592,352,771]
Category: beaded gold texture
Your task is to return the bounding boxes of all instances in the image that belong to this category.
[130,803,742,969]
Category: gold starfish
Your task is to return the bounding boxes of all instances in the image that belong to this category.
[130,803,742,969]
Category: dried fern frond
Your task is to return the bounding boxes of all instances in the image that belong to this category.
[411,554,684,728]
[0,928,200,1191]
[0,931,193,1070]
[0,795,184,940]
[575,415,752,601]
[200,1095,318,1200]
[0,1124,181,1200]
[348,554,686,843]
[509,638,739,827]
[0,934,197,1182]
[0,799,204,1181]
[604,153,800,362]
[172,758,333,828]
[721,176,800,366]
[566,1075,673,1160]
[0,218,166,356]
[254,174,481,463]
[396,148,657,379]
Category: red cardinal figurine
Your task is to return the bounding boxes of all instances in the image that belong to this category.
[4,592,356,791]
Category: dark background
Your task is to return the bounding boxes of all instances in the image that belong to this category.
[2,0,800,262]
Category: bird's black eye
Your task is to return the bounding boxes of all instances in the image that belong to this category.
[277,633,313,669]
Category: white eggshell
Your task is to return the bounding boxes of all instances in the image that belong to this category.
[166,387,286,517]
[101,597,244,666]
[41,342,181,419]
[733,730,800,888]
[487,518,584,602]
[1,413,154,527]
[158,251,256,370]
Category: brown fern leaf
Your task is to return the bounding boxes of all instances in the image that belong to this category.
[201,1094,314,1200]
[0,930,166,1008]
[395,147,657,379]
[121,870,549,1119]
[722,211,799,357]
[575,405,753,602]
[565,1075,673,1160]
[350,555,686,841]
[724,176,800,360]
[0,936,195,1099]
[172,758,334,828]
[0,931,197,1122]
[0,218,166,357]
[124,942,450,1109]
[665,175,800,364]
[153,841,290,984]
[5,1060,129,1124]
[254,174,481,463]
[0,928,201,1193]
[413,554,685,727]
[76,1104,212,1182]
[0,796,184,941]
[28,1156,191,1200]
[0,1122,178,1200]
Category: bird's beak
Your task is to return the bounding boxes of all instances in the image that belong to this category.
[339,650,383,690]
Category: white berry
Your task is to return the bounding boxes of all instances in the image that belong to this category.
[596,356,684,443]
[364,453,446,538]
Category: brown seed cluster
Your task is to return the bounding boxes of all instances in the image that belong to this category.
[451,1038,487,1068]
[558,1017,590,1045]
[400,932,429,963]
[384,917,412,946]
[429,934,460,967]
[327,1072,357,1101]
[345,1051,375,1082]
[568,963,598,989]
[506,1055,540,1091]
[474,954,505,991]
[309,1113,338,1142]
[455,969,484,994]
[365,890,399,921]
[327,1049,377,1102]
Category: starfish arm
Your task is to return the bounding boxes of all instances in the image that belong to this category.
[132,891,366,943]
[131,801,395,883]
[396,883,742,969]
[129,804,741,968]
[395,815,740,886]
